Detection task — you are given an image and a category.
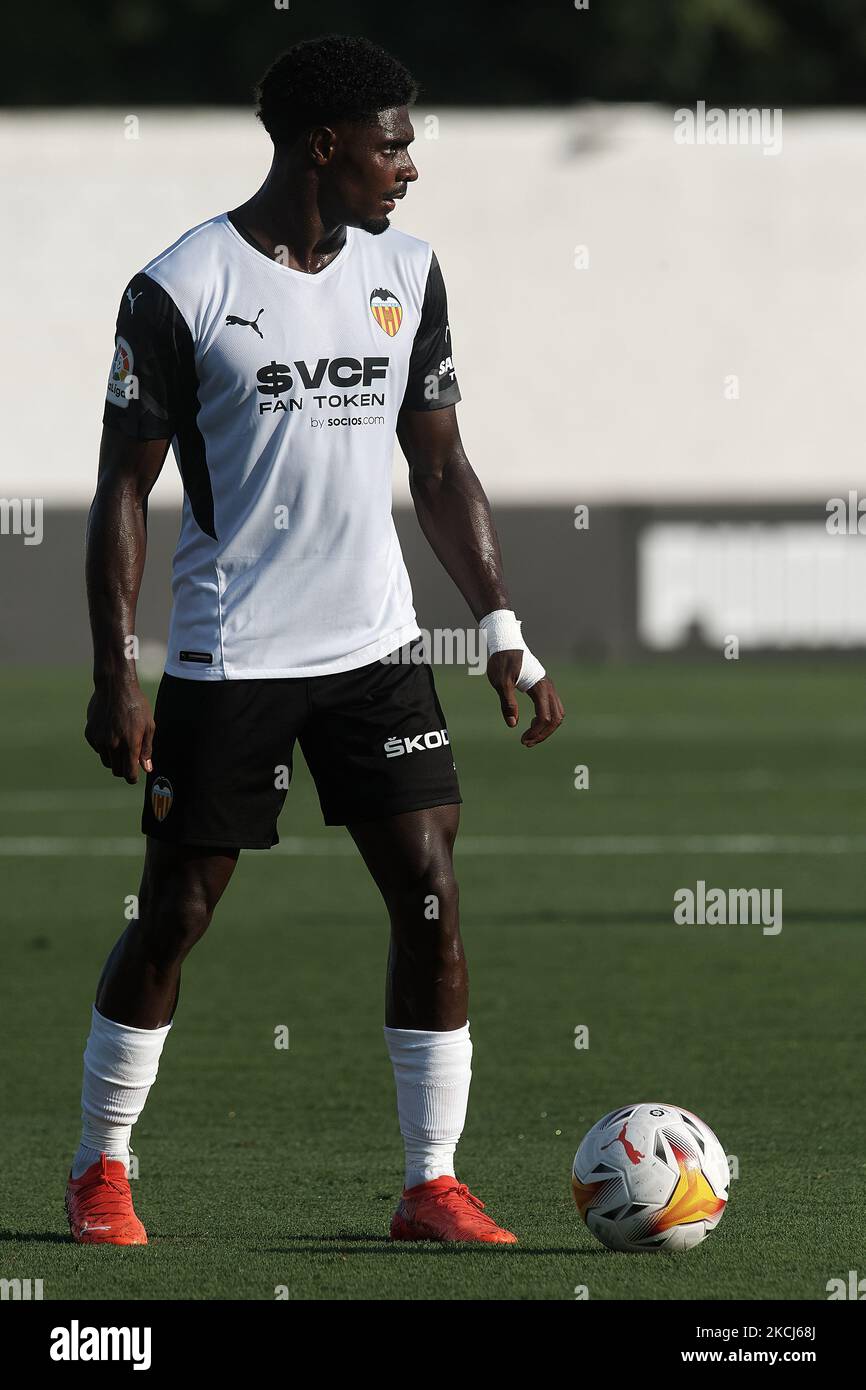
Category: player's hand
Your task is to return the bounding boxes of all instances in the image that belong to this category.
[486,652,564,747]
[85,681,155,784]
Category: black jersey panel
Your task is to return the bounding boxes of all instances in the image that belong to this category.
[401,252,462,411]
[103,273,216,540]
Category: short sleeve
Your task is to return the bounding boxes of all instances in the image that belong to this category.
[102,273,188,439]
[401,251,462,411]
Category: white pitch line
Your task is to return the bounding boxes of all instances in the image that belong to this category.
[0,835,865,857]
[455,835,866,855]
[0,791,132,812]
[2,774,864,814]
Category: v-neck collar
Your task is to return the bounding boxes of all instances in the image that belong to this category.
[221,212,354,284]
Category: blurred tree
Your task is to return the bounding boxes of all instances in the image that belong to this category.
[7,0,866,106]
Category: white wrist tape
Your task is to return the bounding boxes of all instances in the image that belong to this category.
[479,609,546,692]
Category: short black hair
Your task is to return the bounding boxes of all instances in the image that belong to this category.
[256,35,418,145]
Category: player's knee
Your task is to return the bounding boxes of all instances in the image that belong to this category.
[389,861,459,928]
[424,865,459,922]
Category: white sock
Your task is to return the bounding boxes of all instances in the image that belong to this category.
[71,1005,172,1179]
[384,1022,472,1190]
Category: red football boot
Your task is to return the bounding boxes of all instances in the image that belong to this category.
[65,1153,148,1245]
[390,1176,517,1244]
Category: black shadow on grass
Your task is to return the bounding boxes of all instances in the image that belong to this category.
[262,1238,599,1256]
[0,1231,76,1245]
[0,1231,604,1258]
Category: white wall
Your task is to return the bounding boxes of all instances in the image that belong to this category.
[639,522,866,649]
[2,106,863,505]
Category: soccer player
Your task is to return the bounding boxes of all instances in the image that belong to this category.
[70,35,564,1248]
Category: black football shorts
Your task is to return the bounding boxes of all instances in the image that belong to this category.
[141,644,461,847]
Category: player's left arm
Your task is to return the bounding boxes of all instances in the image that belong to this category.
[398,402,564,747]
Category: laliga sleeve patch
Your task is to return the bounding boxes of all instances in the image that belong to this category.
[106,335,135,409]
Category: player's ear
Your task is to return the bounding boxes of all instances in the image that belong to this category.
[308,125,337,166]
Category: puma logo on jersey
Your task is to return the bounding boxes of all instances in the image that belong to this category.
[384,729,450,758]
[126,288,143,314]
[226,308,265,338]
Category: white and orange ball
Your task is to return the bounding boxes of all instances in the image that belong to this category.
[572,1103,729,1253]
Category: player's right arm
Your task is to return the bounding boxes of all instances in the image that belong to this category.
[86,272,183,782]
[85,430,170,783]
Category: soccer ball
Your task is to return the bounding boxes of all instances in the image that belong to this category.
[572,1102,728,1253]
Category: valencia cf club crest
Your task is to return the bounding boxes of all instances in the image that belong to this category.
[370,287,402,336]
[151,776,173,822]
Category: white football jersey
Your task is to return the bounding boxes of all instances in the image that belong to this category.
[103,212,460,678]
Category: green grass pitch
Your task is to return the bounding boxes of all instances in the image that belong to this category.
[1,661,864,1300]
